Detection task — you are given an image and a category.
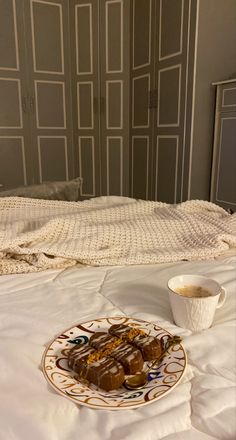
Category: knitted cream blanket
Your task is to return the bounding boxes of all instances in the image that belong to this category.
[0,197,235,275]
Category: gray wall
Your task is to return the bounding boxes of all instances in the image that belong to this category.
[189,0,236,200]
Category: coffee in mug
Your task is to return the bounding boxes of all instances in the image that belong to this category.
[175,285,211,298]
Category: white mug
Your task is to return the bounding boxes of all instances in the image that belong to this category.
[167,274,226,332]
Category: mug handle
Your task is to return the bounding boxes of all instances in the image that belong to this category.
[216,287,226,308]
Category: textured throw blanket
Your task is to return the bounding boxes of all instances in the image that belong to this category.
[0,197,235,275]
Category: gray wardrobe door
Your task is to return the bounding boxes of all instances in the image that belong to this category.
[99,0,130,197]
[23,0,74,184]
[212,113,236,210]
[153,0,196,203]
[130,0,154,200]
[210,84,236,212]
[70,0,101,198]
[0,0,33,189]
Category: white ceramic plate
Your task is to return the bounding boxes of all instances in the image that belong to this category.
[42,316,187,410]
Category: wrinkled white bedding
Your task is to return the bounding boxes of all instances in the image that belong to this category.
[0,196,235,440]
[0,253,235,440]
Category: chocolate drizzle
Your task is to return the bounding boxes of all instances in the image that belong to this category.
[68,325,163,391]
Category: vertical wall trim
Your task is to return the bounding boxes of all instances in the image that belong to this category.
[180,0,191,201]
[13,0,19,71]
[21,138,27,185]
[89,3,94,74]
[187,0,199,199]
[59,2,65,75]
[97,0,102,195]
[120,137,123,196]
[37,137,42,183]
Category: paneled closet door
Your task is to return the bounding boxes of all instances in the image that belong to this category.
[70,0,101,198]
[24,0,74,184]
[0,0,33,189]
[130,0,155,200]
[152,0,195,203]
[99,0,130,197]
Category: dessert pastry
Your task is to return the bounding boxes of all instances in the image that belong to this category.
[68,342,125,391]
[89,332,144,374]
[68,324,163,391]
[109,324,162,361]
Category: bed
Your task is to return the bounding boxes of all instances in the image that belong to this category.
[0,195,235,440]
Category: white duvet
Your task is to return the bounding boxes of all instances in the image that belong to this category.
[0,252,235,440]
[0,197,235,440]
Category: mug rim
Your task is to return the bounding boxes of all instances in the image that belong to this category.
[167,274,222,299]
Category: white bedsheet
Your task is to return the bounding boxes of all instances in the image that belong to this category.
[0,252,235,440]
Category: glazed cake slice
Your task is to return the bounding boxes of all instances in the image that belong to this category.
[109,324,162,361]
[68,343,125,391]
[89,332,144,374]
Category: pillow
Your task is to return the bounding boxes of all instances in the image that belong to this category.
[0,177,83,201]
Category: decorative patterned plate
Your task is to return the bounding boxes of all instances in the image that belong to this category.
[42,316,187,410]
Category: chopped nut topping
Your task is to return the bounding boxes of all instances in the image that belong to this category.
[86,327,146,365]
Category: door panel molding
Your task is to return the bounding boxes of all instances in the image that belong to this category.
[34,80,66,129]
[77,81,94,129]
[0,78,23,128]
[155,135,179,203]
[30,0,64,74]
[106,136,123,195]
[132,0,152,70]
[0,0,19,71]
[78,135,95,197]
[157,64,181,127]
[37,136,68,183]
[159,0,183,61]
[0,136,27,186]
[75,3,93,75]
[105,0,123,73]
[131,135,149,199]
[132,74,150,128]
[106,80,123,129]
